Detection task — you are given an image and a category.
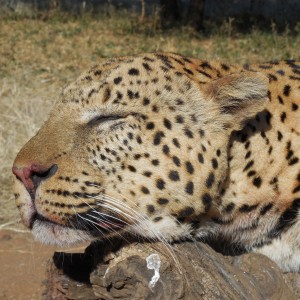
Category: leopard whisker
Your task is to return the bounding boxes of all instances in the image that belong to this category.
[72,196,132,240]
[95,194,183,274]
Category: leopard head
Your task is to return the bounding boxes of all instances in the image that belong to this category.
[12,54,268,246]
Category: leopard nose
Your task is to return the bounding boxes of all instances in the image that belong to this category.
[12,164,58,199]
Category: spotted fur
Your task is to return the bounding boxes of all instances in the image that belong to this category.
[13,53,300,271]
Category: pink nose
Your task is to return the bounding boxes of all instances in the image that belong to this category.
[12,164,58,199]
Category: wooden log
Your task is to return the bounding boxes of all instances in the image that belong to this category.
[45,239,300,300]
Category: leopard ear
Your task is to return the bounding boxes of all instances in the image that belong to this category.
[204,71,269,131]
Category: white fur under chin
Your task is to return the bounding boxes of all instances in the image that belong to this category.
[130,216,192,242]
[32,220,93,246]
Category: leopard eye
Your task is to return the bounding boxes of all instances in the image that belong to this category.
[88,115,124,126]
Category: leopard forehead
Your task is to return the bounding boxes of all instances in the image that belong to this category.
[58,53,208,120]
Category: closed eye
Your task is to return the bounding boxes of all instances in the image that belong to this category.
[88,115,125,127]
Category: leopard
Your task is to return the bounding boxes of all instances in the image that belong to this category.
[12,53,300,272]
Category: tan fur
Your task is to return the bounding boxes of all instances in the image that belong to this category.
[13,53,300,271]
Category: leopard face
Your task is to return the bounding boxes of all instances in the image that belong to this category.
[14,53,300,273]
[12,53,270,247]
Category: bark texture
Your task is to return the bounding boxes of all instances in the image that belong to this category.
[45,240,300,300]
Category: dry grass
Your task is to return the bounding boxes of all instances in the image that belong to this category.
[1,13,300,225]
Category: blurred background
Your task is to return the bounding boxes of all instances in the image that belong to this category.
[0,1,299,299]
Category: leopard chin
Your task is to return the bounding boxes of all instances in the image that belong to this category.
[31,220,93,246]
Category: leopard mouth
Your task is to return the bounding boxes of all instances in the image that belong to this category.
[31,212,59,229]
[30,210,128,246]
[68,210,127,235]
[16,179,127,244]
[31,210,126,236]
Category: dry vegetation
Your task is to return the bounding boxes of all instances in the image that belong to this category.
[1,13,300,226]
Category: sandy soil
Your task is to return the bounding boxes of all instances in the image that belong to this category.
[0,229,87,300]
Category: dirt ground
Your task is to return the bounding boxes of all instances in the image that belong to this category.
[0,228,88,300]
